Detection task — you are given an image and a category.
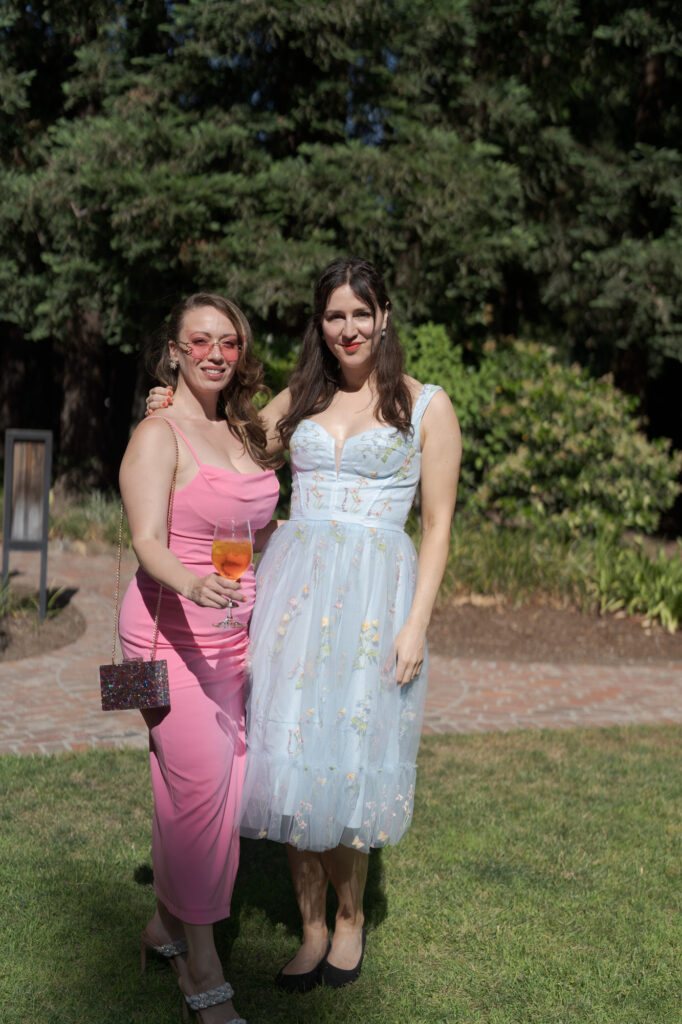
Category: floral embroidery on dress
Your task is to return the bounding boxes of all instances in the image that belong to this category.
[369,528,388,555]
[270,588,310,656]
[307,470,326,509]
[393,444,418,482]
[330,521,346,544]
[353,621,381,669]
[317,617,332,662]
[357,432,404,464]
[350,693,373,736]
[289,654,316,690]
[368,498,392,519]
[341,475,370,514]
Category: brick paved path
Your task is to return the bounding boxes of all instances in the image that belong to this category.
[1,546,680,756]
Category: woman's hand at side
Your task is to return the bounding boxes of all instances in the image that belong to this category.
[394,619,427,686]
[120,418,243,608]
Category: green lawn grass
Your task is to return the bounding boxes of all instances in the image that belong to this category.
[1,728,680,1023]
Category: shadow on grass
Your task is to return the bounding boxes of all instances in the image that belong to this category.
[233,837,388,934]
[132,834,389,960]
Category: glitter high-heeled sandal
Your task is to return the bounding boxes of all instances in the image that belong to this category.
[180,980,246,1024]
[140,928,188,975]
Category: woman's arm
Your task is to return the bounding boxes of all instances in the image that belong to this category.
[249,390,294,549]
[253,519,283,552]
[145,384,292,458]
[394,389,462,685]
[120,420,241,609]
[259,387,292,456]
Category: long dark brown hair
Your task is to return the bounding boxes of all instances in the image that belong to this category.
[150,292,275,468]
[277,258,412,447]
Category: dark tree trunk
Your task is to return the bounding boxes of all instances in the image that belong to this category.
[54,309,108,495]
[636,53,665,145]
[0,328,29,444]
[613,343,649,411]
[0,327,61,452]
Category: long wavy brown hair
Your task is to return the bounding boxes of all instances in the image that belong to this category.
[277,258,412,447]
[150,292,276,468]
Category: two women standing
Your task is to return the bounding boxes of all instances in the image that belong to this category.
[125,257,461,1021]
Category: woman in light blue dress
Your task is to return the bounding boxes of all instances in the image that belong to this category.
[146,258,461,993]
[242,258,461,990]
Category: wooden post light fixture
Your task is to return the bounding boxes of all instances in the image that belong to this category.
[2,429,53,621]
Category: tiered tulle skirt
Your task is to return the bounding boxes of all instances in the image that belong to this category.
[240,518,428,852]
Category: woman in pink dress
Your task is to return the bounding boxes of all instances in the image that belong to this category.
[118,293,279,1024]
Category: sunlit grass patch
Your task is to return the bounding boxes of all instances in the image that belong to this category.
[1,729,680,1023]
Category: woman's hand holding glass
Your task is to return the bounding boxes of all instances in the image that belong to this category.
[185,570,244,610]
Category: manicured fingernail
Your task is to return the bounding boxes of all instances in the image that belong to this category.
[162,400,168,407]
[167,388,173,395]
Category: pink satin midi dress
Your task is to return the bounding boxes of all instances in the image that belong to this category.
[118,420,279,925]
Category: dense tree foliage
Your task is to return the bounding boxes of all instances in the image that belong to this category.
[0,0,680,495]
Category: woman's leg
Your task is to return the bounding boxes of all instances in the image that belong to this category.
[142,665,246,1016]
[144,898,185,943]
[140,899,187,977]
[281,845,330,975]
[146,675,244,925]
[181,922,241,1024]
[320,845,368,969]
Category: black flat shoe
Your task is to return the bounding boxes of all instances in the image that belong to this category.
[275,941,331,994]
[321,928,366,989]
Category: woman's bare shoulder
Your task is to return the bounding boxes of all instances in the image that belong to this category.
[126,413,178,455]
[403,374,426,402]
[403,375,454,410]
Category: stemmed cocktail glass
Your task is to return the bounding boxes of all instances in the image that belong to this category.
[212,517,252,629]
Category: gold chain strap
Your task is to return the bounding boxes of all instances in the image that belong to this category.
[109,420,180,665]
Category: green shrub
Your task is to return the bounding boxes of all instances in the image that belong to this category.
[402,321,491,500]
[49,490,128,546]
[448,511,682,631]
[586,533,682,632]
[403,327,681,536]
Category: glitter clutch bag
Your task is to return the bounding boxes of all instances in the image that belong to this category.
[100,656,169,712]
[99,421,178,712]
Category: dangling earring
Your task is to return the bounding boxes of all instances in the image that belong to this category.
[170,358,178,370]
[381,303,390,342]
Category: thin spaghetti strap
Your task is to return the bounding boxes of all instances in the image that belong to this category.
[163,418,202,467]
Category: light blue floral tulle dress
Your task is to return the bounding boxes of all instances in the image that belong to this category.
[240,384,442,852]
